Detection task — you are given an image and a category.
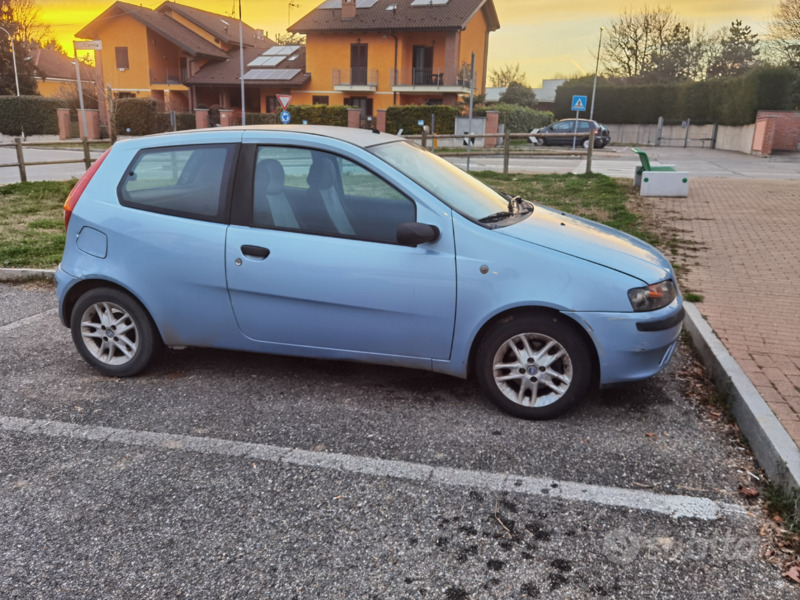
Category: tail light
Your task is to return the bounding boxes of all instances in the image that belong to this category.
[64,148,112,231]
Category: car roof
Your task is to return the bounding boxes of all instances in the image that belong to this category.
[116,125,403,151]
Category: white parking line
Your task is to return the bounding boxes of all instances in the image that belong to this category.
[0,414,748,521]
[0,308,59,333]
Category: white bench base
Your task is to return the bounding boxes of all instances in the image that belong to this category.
[639,171,689,197]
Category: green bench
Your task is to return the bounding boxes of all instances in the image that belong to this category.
[632,148,689,197]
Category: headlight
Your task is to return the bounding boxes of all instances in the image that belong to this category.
[628,280,677,312]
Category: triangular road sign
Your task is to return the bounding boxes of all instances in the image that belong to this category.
[277,94,292,110]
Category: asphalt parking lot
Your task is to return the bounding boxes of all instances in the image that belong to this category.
[0,280,793,599]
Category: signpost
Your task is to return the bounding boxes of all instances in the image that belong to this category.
[277,94,292,125]
[73,40,102,141]
[571,94,587,150]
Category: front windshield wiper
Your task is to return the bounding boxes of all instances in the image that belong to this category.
[478,197,533,224]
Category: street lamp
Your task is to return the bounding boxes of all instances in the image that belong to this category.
[0,26,20,96]
[589,26,604,121]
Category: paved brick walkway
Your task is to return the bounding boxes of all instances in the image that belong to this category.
[655,179,800,446]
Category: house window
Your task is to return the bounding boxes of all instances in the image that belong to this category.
[350,43,368,85]
[312,96,329,105]
[115,47,129,70]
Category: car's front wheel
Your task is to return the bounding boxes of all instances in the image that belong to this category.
[70,287,163,377]
[476,314,592,419]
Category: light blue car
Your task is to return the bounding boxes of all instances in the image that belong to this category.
[57,126,683,419]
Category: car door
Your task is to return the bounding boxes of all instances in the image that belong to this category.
[552,120,575,146]
[225,144,457,360]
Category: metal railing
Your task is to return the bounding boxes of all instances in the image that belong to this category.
[332,68,378,87]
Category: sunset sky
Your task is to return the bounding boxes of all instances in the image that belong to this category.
[39,0,780,88]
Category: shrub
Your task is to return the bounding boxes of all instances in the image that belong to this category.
[115,98,159,136]
[385,105,460,134]
[487,103,554,133]
[287,105,348,126]
[0,96,62,136]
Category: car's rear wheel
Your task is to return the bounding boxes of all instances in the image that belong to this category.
[70,287,162,377]
[476,314,592,419]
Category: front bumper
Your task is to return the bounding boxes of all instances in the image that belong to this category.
[569,302,684,385]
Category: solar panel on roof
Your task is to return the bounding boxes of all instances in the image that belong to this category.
[243,69,301,81]
[320,0,378,8]
[248,55,285,67]
[410,0,449,5]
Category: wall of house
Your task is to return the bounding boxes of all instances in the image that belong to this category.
[294,31,398,110]
[94,15,152,95]
[459,8,489,95]
[147,30,186,85]
[162,10,220,47]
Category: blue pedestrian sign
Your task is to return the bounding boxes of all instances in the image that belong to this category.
[571,95,587,112]
[280,110,291,124]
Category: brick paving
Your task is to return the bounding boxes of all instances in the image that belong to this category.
[655,178,800,446]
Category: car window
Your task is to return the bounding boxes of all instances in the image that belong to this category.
[118,144,235,221]
[577,121,591,131]
[553,121,574,132]
[252,146,415,244]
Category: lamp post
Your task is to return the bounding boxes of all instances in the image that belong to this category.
[0,26,20,96]
[589,26,604,121]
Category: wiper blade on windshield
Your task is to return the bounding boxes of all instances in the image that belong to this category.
[478,211,515,223]
[508,195,531,214]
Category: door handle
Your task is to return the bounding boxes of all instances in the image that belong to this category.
[241,245,270,259]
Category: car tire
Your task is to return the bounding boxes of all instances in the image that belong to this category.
[476,313,592,419]
[582,139,591,150]
[70,287,163,377]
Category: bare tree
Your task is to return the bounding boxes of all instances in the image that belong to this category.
[8,0,50,43]
[602,6,679,79]
[488,63,527,87]
[768,0,800,66]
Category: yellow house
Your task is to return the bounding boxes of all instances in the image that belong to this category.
[31,46,97,103]
[288,0,500,117]
[75,1,272,113]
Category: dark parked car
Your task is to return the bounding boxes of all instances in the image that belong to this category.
[530,119,611,149]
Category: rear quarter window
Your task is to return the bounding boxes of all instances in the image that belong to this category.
[118,144,236,221]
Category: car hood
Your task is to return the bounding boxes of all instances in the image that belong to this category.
[498,205,672,283]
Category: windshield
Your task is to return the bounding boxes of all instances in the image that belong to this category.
[370,140,513,223]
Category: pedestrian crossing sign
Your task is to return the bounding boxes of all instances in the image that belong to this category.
[571,95,587,112]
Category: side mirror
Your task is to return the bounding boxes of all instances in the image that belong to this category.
[396,222,440,247]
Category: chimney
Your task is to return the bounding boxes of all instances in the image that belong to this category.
[342,0,356,20]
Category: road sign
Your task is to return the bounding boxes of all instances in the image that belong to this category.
[571,95,587,112]
[280,110,291,124]
[277,94,292,110]
[74,40,103,51]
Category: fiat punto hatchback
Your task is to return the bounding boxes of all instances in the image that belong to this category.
[57,126,683,419]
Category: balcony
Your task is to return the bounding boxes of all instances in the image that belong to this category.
[391,68,471,94]
[332,68,378,92]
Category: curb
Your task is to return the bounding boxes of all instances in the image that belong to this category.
[0,268,55,282]
[683,302,800,493]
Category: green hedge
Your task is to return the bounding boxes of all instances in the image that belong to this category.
[554,66,798,125]
[155,112,197,132]
[385,105,460,135]
[0,96,62,136]
[115,98,159,136]
[242,112,278,125]
[287,105,348,126]
[477,104,554,133]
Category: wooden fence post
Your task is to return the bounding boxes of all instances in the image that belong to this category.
[503,131,510,175]
[586,130,595,174]
[14,138,27,183]
[83,137,92,170]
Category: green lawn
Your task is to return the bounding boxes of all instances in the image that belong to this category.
[0,180,76,268]
[0,172,653,269]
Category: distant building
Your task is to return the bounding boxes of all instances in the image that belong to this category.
[31,46,96,101]
[483,79,564,111]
